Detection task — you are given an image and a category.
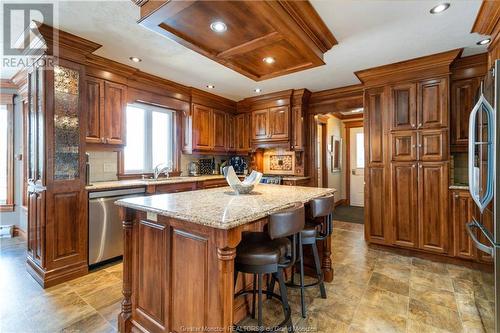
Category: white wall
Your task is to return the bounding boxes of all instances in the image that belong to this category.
[326,116,346,202]
[0,94,27,232]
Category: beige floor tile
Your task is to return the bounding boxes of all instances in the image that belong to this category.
[410,268,455,292]
[97,300,121,329]
[446,264,481,283]
[350,302,407,333]
[61,312,116,333]
[68,270,121,298]
[359,287,409,317]
[297,310,351,333]
[332,263,373,285]
[373,260,411,281]
[407,319,454,333]
[80,280,122,311]
[409,282,458,311]
[408,299,463,333]
[412,257,449,274]
[368,272,409,296]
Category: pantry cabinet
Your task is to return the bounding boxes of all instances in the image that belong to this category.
[450,189,476,259]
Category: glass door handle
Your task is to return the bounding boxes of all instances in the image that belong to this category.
[466,220,494,256]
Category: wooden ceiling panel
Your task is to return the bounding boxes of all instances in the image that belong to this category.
[136,0,337,81]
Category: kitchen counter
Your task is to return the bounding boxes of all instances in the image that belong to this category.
[117,184,336,333]
[449,184,469,190]
[116,184,335,230]
[85,174,230,191]
[282,176,310,181]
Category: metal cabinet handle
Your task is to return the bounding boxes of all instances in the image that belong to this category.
[466,220,494,256]
[418,123,422,128]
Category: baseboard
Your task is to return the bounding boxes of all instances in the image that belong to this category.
[26,257,89,288]
[13,226,26,240]
[334,199,346,207]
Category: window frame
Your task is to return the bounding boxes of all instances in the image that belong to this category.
[122,102,177,176]
[0,94,15,212]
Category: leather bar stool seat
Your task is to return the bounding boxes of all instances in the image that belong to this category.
[300,224,319,243]
[236,232,291,266]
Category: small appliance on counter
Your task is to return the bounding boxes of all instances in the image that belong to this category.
[188,161,199,176]
[260,175,283,185]
[229,156,248,175]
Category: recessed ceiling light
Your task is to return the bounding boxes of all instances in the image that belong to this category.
[430,3,450,14]
[210,21,227,33]
[206,84,215,89]
[477,38,491,46]
[129,56,142,63]
[263,57,275,64]
[254,88,262,93]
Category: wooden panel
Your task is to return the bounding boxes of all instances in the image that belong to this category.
[137,1,337,81]
[268,106,289,140]
[134,220,167,331]
[235,113,249,152]
[417,78,448,129]
[390,83,416,131]
[226,114,235,151]
[53,193,79,259]
[391,131,417,161]
[170,229,209,331]
[418,162,449,254]
[251,109,269,141]
[85,77,104,143]
[365,167,387,244]
[291,105,304,150]
[391,162,418,248]
[418,129,448,161]
[365,87,386,165]
[212,109,226,152]
[154,182,197,194]
[103,81,126,145]
[450,190,476,260]
[451,78,480,147]
[192,104,213,151]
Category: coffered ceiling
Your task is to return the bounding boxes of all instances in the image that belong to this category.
[1,0,488,100]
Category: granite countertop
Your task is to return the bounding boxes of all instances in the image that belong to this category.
[282,176,310,181]
[115,184,336,230]
[449,184,469,190]
[85,175,231,191]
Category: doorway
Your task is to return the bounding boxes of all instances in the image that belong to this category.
[349,126,364,206]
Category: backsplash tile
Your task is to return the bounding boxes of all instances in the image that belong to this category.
[451,153,468,185]
[88,151,118,182]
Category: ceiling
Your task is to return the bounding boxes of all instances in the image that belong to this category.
[2,0,488,100]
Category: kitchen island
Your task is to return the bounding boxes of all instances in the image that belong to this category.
[115,184,335,333]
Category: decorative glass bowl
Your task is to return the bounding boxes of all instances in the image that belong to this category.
[222,166,262,194]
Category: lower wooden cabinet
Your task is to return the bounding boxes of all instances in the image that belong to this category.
[450,189,476,259]
[365,166,389,244]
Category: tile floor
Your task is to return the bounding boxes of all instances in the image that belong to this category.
[0,221,495,333]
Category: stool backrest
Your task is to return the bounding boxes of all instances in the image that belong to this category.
[268,202,305,240]
[310,194,335,218]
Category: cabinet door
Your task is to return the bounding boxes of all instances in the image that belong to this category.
[235,114,247,152]
[364,87,386,164]
[391,162,418,248]
[451,190,476,259]
[213,109,226,152]
[85,77,104,143]
[451,78,480,147]
[417,78,448,129]
[192,104,213,151]
[418,162,449,253]
[251,109,269,141]
[418,129,448,161]
[365,167,388,244]
[269,106,289,140]
[391,131,417,161]
[292,106,304,150]
[226,113,235,151]
[390,83,417,131]
[103,81,126,145]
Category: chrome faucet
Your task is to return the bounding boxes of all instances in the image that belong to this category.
[153,162,172,180]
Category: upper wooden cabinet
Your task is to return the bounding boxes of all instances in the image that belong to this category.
[212,109,227,152]
[234,114,250,153]
[251,106,290,143]
[192,104,213,151]
[390,83,417,131]
[85,77,126,145]
[451,77,481,149]
[364,87,386,165]
[226,114,236,151]
[417,78,448,129]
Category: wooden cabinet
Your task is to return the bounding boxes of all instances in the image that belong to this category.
[226,114,236,151]
[251,106,290,143]
[390,83,417,131]
[418,162,449,254]
[85,77,126,145]
[192,104,213,151]
[418,129,448,161]
[291,105,305,151]
[451,77,481,150]
[391,131,417,161]
[149,182,197,194]
[391,162,418,248]
[235,113,250,153]
[212,109,226,152]
[450,189,476,259]
[417,78,448,129]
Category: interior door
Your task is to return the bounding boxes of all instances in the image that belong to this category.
[350,127,365,206]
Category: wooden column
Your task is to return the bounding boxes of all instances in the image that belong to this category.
[118,207,134,333]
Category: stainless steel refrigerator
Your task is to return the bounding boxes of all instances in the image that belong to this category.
[467,59,500,333]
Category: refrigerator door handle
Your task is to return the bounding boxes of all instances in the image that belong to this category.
[468,94,495,213]
[466,219,494,256]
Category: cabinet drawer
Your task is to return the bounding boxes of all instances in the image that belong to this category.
[391,131,417,161]
[418,129,448,161]
[154,182,197,194]
[200,179,228,189]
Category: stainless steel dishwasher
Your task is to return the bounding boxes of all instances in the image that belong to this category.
[88,187,146,266]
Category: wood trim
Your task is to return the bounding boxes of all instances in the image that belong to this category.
[345,120,364,206]
[320,123,328,188]
[334,199,346,207]
[471,0,500,36]
[309,84,364,115]
[0,79,17,89]
[355,49,462,86]
[237,89,294,112]
[451,53,488,80]
[0,98,15,211]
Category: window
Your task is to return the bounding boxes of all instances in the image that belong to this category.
[123,103,175,174]
[0,98,14,211]
[355,132,365,168]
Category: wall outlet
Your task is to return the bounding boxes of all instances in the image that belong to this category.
[103,163,116,173]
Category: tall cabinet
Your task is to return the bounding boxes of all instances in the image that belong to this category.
[359,49,460,256]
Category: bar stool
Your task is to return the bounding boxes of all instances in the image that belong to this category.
[234,202,305,333]
[287,194,334,318]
